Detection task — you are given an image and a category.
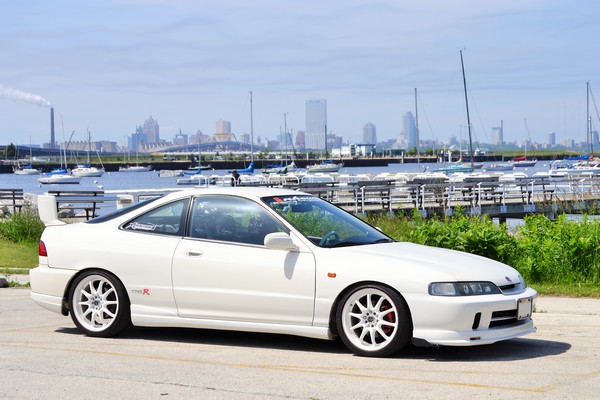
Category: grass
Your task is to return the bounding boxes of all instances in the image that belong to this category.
[530,282,600,297]
[0,238,38,270]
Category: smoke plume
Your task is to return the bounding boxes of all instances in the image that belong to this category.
[0,84,51,107]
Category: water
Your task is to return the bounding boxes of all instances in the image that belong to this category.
[0,161,554,197]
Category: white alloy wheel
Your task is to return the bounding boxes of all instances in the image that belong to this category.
[337,285,411,357]
[69,271,130,337]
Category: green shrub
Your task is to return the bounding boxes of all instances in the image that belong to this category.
[0,206,45,244]
[366,211,516,265]
[514,214,600,285]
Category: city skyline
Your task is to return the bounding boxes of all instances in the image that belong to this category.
[2,1,600,149]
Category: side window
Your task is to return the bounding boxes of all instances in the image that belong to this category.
[123,198,189,236]
[188,195,285,245]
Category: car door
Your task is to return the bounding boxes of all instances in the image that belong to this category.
[171,195,316,325]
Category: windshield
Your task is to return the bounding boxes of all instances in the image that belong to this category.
[262,195,393,248]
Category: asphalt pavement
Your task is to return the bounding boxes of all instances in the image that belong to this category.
[1,287,599,399]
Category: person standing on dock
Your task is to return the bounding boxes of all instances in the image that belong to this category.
[231,169,240,186]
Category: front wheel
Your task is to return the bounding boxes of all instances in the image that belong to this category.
[336,285,412,357]
[69,270,131,337]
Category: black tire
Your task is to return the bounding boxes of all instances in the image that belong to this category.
[336,284,412,357]
[68,270,131,337]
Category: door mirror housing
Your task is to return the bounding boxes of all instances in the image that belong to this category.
[264,232,298,251]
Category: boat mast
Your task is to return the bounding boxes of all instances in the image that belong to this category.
[249,91,254,162]
[460,50,474,170]
[587,81,592,156]
[324,123,328,159]
[86,129,91,164]
[415,88,420,163]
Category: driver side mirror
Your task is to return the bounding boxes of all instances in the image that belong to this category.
[264,232,298,251]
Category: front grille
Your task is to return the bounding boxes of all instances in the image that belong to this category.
[490,309,519,328]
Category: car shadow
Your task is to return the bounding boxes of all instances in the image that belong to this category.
[56,326,570,360]
[56,326,349,355]
[394,337,571,361]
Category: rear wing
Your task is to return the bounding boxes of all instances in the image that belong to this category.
[37,194,66,226]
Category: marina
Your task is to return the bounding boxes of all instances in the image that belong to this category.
[2,160,600,222]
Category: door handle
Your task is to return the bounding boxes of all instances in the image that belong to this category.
[185,250,203,257]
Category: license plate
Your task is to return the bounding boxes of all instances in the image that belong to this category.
[517,297,533,320]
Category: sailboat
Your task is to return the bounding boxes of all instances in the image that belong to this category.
[436,57,476,175]
[306,124,343,173]
[13,163,40,175]
[14,139,40,175]
[263,113,299,174]
[72,130,105,177]
[513,119,537,167]
[119,134,151,172]
[39,136,81,184]
[184,141,212,174]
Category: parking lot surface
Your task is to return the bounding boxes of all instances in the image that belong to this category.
[1,288,599,399]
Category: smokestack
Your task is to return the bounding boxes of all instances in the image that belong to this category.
[50,107,55,150]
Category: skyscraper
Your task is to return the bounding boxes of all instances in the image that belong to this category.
[305,99,327,150]
[490,126,503,145]
[548,131,556,146]
[214,119,234,141]
[143,116,160,143]
[363,122,377,144]
[403,112,418,150]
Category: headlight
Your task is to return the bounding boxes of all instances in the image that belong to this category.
[429,282,501,296]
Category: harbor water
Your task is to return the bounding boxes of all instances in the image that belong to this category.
[0,161,554,197]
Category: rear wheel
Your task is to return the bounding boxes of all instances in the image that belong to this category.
[336,285,412,357]
[69,270,130,337]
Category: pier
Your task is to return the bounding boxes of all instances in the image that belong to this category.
[3,172,600,222]
[275,173,600,221]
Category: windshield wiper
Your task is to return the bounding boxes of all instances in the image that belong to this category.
[324,237,394,248]
[372,238,394,244]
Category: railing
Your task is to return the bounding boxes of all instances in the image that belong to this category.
[34,175,600,222]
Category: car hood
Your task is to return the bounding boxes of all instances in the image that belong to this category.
[318,241,522,285]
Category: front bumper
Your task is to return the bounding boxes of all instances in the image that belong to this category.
[407,286,538,346]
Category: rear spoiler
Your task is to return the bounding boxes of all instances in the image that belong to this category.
[38,194,66,226]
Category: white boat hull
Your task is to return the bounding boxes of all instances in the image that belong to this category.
[72,167,104,177]
[14,168,40,175]
[119,166,152,172]
[38,174,81,184]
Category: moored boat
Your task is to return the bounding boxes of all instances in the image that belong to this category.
[72,164,104,177]
[119,165,152,172]
[484,163,515,172]
[38,173,81,184]
[14,164,40,175]
[306,160,343,173]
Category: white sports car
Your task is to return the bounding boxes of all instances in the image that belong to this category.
[30,187,537,357]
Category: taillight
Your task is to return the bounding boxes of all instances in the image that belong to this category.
[39,241,48,257]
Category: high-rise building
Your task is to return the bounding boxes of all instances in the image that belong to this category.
[295,130,306,150]
[214,120,234,141]
[129,126,147,152]
[548,131,556,146]
[173,130,188,146]
[240,133,250,144]
[403,112,418,150]
[363,122,377,144]
[143,116,160,143]
[216,119,231,134]
[305,99,327,150]
[490,126,504,145]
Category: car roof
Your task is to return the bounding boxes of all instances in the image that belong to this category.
[161,186,307,201]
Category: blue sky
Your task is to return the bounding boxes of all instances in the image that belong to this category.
[1,0,599,148]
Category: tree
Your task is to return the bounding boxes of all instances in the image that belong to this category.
[6,143,16,158]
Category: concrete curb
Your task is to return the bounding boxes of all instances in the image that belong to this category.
[1,274,30,286]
